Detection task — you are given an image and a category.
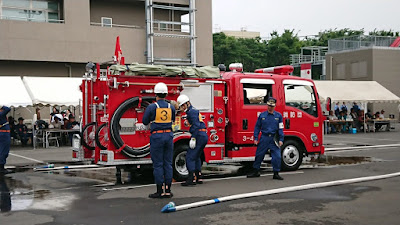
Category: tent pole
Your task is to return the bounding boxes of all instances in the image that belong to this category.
[363,102,367,133]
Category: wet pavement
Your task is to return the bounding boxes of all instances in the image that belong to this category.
[0,123,399,224]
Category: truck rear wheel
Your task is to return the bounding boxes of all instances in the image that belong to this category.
[95,123,109,150]
[81,122,96,150]
[173,143,189,181]
[281,140,303,171]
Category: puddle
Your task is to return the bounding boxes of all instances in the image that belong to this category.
[54,167,133,184]
[1,175,35,212]
[0,175,77,213]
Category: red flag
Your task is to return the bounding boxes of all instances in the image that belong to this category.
[114,36,123,64]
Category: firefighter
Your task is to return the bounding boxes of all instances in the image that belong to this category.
[0,105,11,174]
[247,97,284,180]
[177,94,208,186]
[143,82,176,198]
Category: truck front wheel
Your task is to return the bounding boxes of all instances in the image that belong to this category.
[281,140,303,171]
[173,143,189,181]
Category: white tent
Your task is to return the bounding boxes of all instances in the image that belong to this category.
[0,76,33,107]
[314,81,400,103]
[23,77,82,106]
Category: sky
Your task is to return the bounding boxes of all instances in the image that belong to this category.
[212,0,400,38]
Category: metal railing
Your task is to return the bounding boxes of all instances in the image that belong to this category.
[90,22,142,29]
[290,54,326,65]
[0,15,64,23]
[328,35,398,52]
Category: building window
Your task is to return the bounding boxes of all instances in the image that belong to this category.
[101,17,112,27]
[0,0,61,23]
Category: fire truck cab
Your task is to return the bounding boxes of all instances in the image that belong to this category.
[73,59,324,181]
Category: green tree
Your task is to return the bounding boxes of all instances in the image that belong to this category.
[265,30,303,66]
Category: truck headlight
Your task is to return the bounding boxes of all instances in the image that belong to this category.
[311,133,318,142]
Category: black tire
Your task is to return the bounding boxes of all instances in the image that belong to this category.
[81,122,96,150]
[110,96,155,158]
[281,140,303,171]
[173,143,189,181]
[95,123,109,150]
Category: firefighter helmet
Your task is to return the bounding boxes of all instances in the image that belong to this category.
[177,94,190,106]
[154,82,168,94]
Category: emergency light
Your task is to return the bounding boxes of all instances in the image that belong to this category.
[229,63,243,72]
[254,65,294,75]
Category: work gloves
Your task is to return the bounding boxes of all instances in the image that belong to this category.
[189,138,196,149]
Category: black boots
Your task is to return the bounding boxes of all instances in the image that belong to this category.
[273,171,284,180]
[0,164,11,175]
[247,169,260,178]
[195,171,203,184]
[164,183,173,198]
[181,172,196,186]
[149,184,163,198]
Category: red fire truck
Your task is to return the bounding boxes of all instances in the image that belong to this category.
[73,41,325,181]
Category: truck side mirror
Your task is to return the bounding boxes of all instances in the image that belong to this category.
[326,97,331,112]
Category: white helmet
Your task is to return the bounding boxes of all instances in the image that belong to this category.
[154,82,168,94]
[177,94,190,106]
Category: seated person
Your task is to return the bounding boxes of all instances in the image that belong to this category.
[51,116,62,129]
[337,111,348,132]
[66,116,80,144]
[15,117,30,146]
[63,118,69,130]
[350,108,361,131]
[8,116,17,140]
[365,110,373,120]
[374,112,383,131]
[66,116,80,130]
[379,110,385,119]
[327,110,339,133]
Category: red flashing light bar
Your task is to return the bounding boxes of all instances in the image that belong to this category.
[255,65,294,75]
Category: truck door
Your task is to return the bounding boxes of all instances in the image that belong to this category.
[282,79,321,149]
[237,78,275,145]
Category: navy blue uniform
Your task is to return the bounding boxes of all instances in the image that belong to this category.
[253,111,284,172]
[143,100,176,185]
[15,123,29,146]
[185,105,208,172]
[0,106,11,166]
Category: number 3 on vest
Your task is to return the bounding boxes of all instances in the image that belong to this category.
[155,108,172,123]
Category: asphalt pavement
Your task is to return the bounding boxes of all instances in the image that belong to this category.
[1,123,399,225]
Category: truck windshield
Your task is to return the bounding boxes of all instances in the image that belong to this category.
[284,84,318,117]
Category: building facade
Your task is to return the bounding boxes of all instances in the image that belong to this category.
[222,30,260,39]
[0,0,213,77]
[326,47,400,117]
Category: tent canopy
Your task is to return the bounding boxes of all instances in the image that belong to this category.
[23,77,82,106]
[314,81,400,104]
[0,76,33,107]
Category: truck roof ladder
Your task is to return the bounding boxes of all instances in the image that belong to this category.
[145,0,197,66]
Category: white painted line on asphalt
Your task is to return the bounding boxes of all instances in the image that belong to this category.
[325,144,400,151]
[102,171,304,191]
[93,183,115,187]
[326,147,399,154]
[327,136,400,142]
[103,183,155,191]
[162,171,400,213]
[9,153,44,163]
